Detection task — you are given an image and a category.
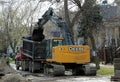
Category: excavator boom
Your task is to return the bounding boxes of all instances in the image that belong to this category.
[35,7,73,45]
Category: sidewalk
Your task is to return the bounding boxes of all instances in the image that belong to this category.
[100,64,114,69]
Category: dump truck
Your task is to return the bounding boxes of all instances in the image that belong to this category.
[15,7,96,76]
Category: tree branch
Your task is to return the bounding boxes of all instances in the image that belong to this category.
[74,0,82,9]
[70,0,82,27]
[71,10,81,28]
[64,0,71,27]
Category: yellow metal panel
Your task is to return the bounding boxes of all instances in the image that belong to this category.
[46,45,91,64]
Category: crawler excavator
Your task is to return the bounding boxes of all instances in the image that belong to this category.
[15,7,96,76]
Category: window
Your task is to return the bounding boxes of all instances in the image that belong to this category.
[52,40,62,47]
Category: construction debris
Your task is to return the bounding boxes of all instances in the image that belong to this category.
[0,57,31,82]
[111,58,120,81]
[1,74,31,82]
[0,57,16,75]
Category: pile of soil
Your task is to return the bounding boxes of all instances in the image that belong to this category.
[1,74,31,82]
[0,57,32,82]
[0,57,16,75]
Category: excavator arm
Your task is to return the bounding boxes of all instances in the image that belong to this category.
[37,8,53,28]
[33,7,73,45]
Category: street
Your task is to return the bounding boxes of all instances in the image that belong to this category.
[10,63,111,82]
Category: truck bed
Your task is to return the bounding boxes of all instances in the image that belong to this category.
[23,38,47,60]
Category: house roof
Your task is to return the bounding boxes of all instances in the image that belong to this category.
[100,5,118,21]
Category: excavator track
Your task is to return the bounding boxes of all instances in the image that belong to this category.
[44,63,65,76]
[84,64,97,76]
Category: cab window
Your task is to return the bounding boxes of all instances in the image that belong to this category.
[52,40,62,47]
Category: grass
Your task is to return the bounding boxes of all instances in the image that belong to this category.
[97,67,114,75]
[0,57,15,62]
[9,57,15,63]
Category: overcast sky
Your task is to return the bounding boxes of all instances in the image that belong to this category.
[0,0,115,22]
[28,0,115,22]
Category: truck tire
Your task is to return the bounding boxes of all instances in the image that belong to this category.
[15,60,20,70]
[16,66,19,70]
[25,60,29,71]
[32,61,35,73]
[22,61,29,71]
[29,61,32,72]
[21,61,25,71]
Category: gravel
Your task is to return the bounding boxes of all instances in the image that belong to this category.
[10,62,112,82]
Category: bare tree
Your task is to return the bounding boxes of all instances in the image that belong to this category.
[0,0,43,54]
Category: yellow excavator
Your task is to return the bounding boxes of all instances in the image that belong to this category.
[15,7,96,76]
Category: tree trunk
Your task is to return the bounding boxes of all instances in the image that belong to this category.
[64,0,75,44]
[89,33,100,69]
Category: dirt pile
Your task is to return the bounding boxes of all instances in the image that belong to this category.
[0,57,32,82]
[1,74,32,82]
[0,57,16,75]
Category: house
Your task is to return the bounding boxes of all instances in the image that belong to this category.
[95,0,120,49]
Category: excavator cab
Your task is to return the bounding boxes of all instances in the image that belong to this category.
[46,37,63,59]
